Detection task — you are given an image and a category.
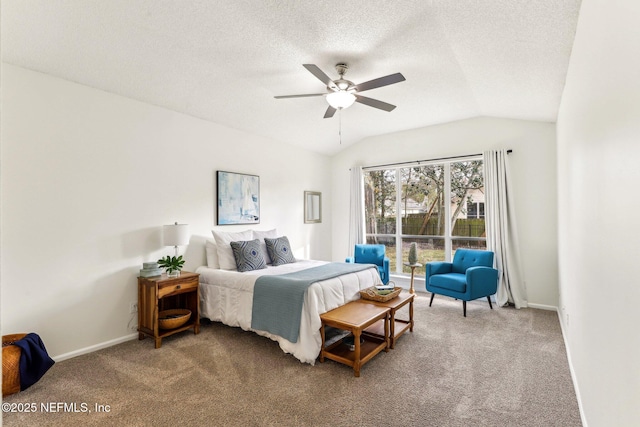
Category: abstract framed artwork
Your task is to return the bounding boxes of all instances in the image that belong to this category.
[216,171,260,225]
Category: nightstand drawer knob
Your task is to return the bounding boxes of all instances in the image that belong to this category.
[176,285,181,289]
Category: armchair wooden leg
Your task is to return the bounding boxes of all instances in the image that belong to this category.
[429,293,435,307]
[487,296,493,310]
[463,301,467,317]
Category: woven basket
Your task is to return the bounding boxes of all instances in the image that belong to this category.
[359,286,402,302]
[158,309,191,330]
[3,333,27,397]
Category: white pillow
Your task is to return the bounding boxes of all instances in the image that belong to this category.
[212,230,253,270]
[252,229,278,264]
[205,238,219,269]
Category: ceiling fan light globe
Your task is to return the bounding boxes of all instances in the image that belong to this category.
[326,91,356,109]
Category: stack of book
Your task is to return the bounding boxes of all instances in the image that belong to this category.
[140,262,162,278]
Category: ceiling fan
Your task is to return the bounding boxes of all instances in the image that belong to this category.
[275,63,406,118]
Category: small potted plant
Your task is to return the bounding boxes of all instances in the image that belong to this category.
[157,255,185,277]
[408,242,418,265]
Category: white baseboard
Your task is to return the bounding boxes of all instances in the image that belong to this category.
[388,275,425,293]
[556,310,588,427]
[527,302,557,311]
[52,333,138,362]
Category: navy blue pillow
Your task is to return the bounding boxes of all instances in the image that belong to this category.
[230,239,267,272]
[264,236,296,266]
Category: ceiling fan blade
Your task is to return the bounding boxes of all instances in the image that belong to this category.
[354,73,406,93]
[274,93,326,99]
[303,64,338,91]
[323,106,337,119]
[354,95,396,112]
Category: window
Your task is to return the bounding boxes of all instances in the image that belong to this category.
[363,157,485,275]
[467,202,484,219]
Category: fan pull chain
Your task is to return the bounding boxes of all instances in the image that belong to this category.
[339,108,343,145]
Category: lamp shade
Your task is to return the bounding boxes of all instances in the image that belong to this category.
[326,91,356,109]
[163,223,190,247]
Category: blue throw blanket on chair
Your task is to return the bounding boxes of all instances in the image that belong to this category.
[13,333,55,391]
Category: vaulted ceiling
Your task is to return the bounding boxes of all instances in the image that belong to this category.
[2,1,581,155]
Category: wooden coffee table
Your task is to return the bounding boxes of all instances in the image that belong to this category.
[356,292,414,349]
[320,302,390,377]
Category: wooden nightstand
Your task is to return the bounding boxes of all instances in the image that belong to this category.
[138,272,200,348]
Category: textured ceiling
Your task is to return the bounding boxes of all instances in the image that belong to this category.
[1,0,581,156]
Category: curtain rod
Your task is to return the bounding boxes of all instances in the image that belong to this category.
[362,149,512,170]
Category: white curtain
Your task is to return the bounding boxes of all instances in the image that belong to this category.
[484,150,528,308]
[348,166,366,254]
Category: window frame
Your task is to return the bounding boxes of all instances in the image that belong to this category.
[363,155,485,276]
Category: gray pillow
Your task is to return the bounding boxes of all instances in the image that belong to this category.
[230,239,267,272]
[264,236,296,266]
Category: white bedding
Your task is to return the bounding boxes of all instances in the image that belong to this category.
[196,260,382,364]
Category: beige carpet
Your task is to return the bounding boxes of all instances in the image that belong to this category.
[2,294,582,426]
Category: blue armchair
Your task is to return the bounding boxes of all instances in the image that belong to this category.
[346,244,390,284]
[425,249,498,317]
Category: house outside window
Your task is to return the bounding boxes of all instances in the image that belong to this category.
[363,158,486,275]
[467,201,485,219]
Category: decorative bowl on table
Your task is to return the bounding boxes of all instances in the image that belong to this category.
[158,309,191,330]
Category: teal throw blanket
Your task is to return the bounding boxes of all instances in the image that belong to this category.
[251,262,375,343]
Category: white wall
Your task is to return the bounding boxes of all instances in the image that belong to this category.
[331,117,559,308]
[0,64,332,358]
[557,0,640,425]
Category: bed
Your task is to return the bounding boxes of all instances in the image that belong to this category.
[194,230,382,365]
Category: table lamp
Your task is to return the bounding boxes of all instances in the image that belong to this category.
[163,222,190,257]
